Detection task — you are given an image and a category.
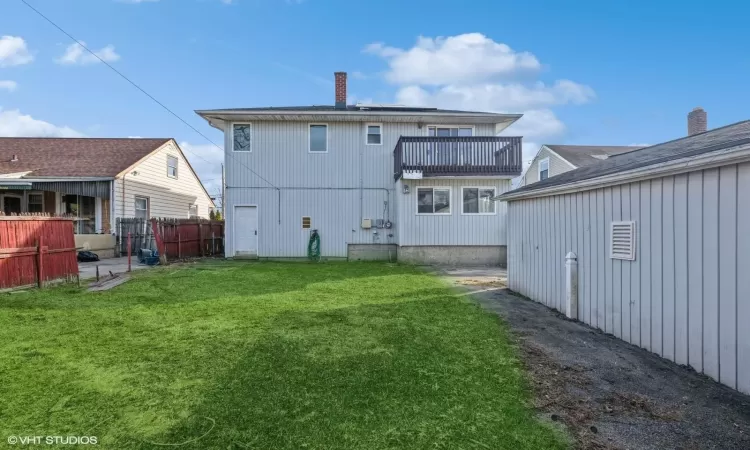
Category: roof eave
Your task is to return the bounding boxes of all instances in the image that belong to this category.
[495,142,750,202]
[195,109,522,126]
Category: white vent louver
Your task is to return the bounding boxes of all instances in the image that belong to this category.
[610,221,636,260]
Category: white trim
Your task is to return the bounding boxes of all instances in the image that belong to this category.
[538,157,550,181]
[231,123,253,153]
[460,186,497,215]
[95,197,103,233]
[498,142,750,201]
[134,195,150,219]
[365,123,383,146]
[308,123,329,153]
[166,154,179,179]
[517,144,576,187]
[415,186,452,215]
[6,177,114,182]
[424,124,475,136]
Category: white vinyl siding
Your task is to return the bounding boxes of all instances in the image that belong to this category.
[398,178,511,247]
[113,141,214,219]
[506,162,750,395]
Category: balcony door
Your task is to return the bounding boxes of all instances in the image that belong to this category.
[428,126,473,166]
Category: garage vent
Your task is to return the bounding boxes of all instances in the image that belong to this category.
[610,221,636,260]
[302,217,311,229]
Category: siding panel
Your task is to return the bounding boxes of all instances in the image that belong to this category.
[504,163,750,395]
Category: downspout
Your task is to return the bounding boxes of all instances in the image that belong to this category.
[359,138,363,225]
[121,174,126,218]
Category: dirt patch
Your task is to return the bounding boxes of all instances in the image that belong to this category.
[441,272,750,450]
[454,278,507,289]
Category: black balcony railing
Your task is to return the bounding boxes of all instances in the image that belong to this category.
[393,136,523,180]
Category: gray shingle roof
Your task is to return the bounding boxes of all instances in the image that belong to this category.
[504,120,750,198]
[546,145,644,168]
[196,105,503,115]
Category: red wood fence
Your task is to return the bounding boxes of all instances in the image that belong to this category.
[152,218,224,261]
[0,216,78,290]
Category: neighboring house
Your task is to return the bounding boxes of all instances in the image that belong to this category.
[520,145,643,186]
[497,119,750,395]
[196,72,524,265]
[0,138,215,256]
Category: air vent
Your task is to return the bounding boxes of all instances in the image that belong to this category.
[610,221,636,260]
[302,217,311,229]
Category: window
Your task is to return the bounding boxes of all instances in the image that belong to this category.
[135,196,149,220]
[611,221,636,260]
[462,187,496,214]
[417,187,451,214]
[232,123,252,152]
[189,204,198,218]
[539,157,550,181]
[302,216,311,229]
[28,193,44,213]
[427,126,473,136]
[309,124,328,152]
[63,194,96,234]
[366,124,382,145]
[167,155,178,178]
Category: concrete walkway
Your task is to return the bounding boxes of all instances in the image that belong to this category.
[78,256,152,280]
[440,268,750,450]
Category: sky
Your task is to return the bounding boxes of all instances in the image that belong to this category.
[2,0,750,199]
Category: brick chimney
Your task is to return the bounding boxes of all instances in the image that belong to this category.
[688,107,707,136]
[334,72,347,109]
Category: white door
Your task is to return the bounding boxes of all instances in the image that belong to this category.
[234,206,258,257]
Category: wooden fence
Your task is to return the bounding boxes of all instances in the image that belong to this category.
[0,216,78,290]
[116,218,224,261]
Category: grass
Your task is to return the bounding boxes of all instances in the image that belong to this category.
[0,261,567,449]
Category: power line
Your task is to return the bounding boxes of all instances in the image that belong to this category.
[18,0,280,191]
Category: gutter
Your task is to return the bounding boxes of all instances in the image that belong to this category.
[495,142,750,202]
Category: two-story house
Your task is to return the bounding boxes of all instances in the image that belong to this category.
[196,72,523,265]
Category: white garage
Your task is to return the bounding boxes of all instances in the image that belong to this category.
[497,120,750,394]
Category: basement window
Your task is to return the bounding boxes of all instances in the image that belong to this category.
[610,221,636,260]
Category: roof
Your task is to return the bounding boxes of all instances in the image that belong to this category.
[500,120,750,200]
[545,145,644,168]
[197,105,499,114]
[0,138,171,177]
[195,105,523,131]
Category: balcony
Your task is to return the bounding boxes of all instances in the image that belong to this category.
[393,136,523,180]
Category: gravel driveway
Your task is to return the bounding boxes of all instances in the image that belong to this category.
[440,268,750,449]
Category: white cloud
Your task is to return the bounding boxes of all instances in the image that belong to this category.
[395,80,594,112]
[56,42,120,65]
[364,33,540,85]
[0,81,17,92]
[0,108,83,137]
[0,36,34,67]
[178,141,224,202]
[367,33,596,148]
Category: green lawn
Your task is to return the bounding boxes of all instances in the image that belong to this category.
[0,261,566,449]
